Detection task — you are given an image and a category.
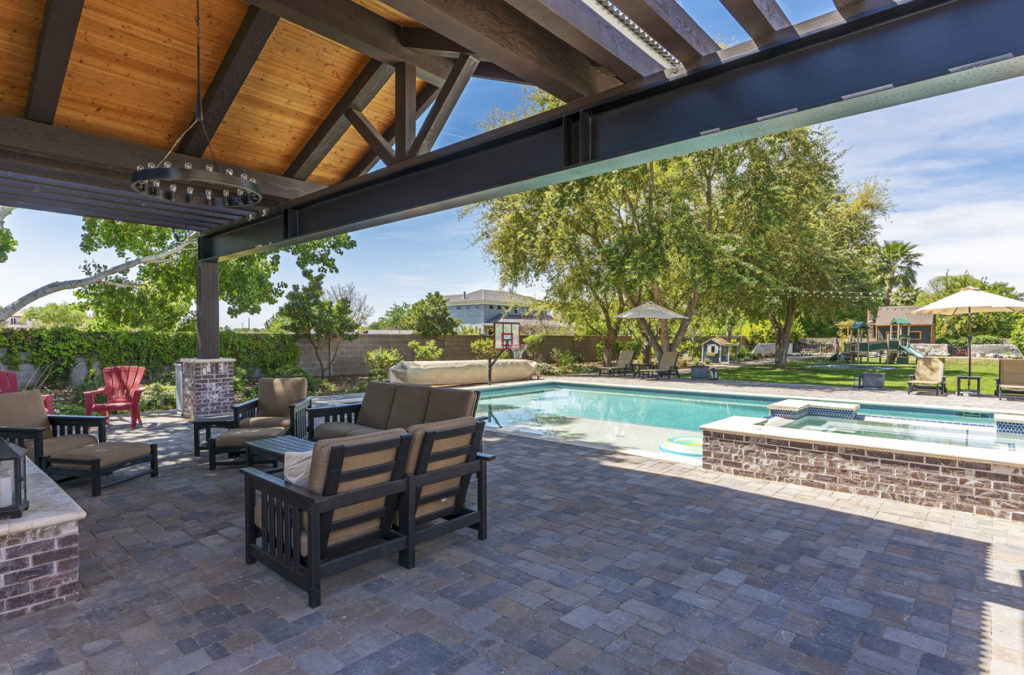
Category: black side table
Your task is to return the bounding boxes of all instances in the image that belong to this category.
[956,375,981,396]
[192,416,236,456]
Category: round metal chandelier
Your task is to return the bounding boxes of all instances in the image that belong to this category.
[130,0,261,209]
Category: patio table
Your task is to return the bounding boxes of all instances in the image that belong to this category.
[245,434,314,471]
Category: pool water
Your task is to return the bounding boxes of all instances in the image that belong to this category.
[476,383,1017,455]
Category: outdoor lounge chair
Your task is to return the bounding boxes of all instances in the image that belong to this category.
[1,370,54,414]
[234,377,313,438]
[84,365,146,428]
[907,357,947,395]
[996,359,1024,399]
[639,351,679,379]
[598,349,635,376]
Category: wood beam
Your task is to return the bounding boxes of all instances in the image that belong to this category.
[382,0,620,100]
[25,0,85,124]
[245,0,451,86]
[197,261,220,357]
[410,53,478,156]
[285,59,393,179]
[473,62,527,84]
[180,7,278,156]
[613,0,718,68]
[399,26,464,56]
[833,0,897,19]
[719,0,794,44]
[345,86,439,179]
[345,109,396,166]
[394,63,418,160]
[504,0,662,80]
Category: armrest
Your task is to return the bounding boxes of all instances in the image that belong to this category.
[49,414,108,442]
[0,427,46,463]
[41,394,55,415]
[131,387,146,404]
[476,453,496,462]
[243,467,406,514]
[306,402,362,439]
[289,397,313,414]
[83,388,105,396]
[233,399,259,424]
[289,397,313,438]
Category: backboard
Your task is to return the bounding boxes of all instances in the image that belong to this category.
[493,321,521,350]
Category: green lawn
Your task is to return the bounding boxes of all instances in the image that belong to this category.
[717,357,1003,396]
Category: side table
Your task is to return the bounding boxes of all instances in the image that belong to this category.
[956,375,981,396]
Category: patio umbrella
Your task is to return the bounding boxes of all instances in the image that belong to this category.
[912,287,1024,376]
[614,302,686,320]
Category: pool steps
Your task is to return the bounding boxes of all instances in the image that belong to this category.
[767,399,860,421]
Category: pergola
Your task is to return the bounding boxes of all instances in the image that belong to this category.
[1,0,1022,359]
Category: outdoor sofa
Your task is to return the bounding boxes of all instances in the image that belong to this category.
[243,418,492,607]
[996,359,1024,399]
[0,391,158,495]
[907,357,947,395]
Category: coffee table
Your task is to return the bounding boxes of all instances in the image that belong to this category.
[245,435,314,470]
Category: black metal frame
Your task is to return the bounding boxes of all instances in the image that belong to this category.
[41,443,158,497]
[995,379,1024,400]
[640,364,679,380]
[306,401,362,441]
[907,379,947,396]
[0,414,108,464]
[234,395,313,439]
[207,428,286,471]
[192,415,238,456]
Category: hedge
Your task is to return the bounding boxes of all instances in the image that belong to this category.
[0,328,300,385]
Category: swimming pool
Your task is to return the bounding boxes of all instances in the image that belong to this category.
[476,382,1017,455]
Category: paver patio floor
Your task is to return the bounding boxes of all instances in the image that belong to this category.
[3,413,1024,673]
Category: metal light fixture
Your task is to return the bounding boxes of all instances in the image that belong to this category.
[130,0,261,208]
[0,440,28,518]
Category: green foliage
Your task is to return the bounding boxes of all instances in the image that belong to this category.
[139,382,177,411]
[263,364,313,380]
[23,303,91,328]
[874,240,921,305]
[365,347,403,381]
[277,279,359,377]
[369,302,414,329]
[0,227,17,264]
[1011,316,1024,354]
[523,334,546,359]
[971,334,1005,345]
[0,328,299,385]
[407,339,444,360]
[549,347,576,370]
[409,292,460,338]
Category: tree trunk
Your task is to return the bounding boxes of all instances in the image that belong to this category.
[669,288,701,352]
[770,299,797,369]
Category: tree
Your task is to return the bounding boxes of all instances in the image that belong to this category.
[408,291,460,338]
[277,279,359,377]
[0,206,17,264]
[0,214,356,328]
[22,303,91,328]
[369,302,414,329]
[875,240,921,305]
[326,283,374,326]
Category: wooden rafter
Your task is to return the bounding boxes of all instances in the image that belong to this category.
[24,0,85,124]
[179,6,279,156]
[504,0,662,80]
[345,85,439,179]
[382,0,621,101]
[345,109,397,166]
[285,59,394,180]
[245,0,452,86]
[832,0,897,19]
[718,0,793,45]
[394,63,418,160]
[410,53,478,156]
[613,0,718,68]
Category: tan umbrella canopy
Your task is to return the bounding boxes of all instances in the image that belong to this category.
[615,302,687,320]
[912,287,1024,376]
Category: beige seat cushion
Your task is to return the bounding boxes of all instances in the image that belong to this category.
[46,441,150,467]
[356,381,397,429]
[386,384,431,430]
[238,416,291,429]
[423,388,479,423]
[28,434,98,459]
[404,416,479,520]
[214,427,286,450]
[913,358,944,383]
[256,378,307,417]
[313,421,384,440]
[0,391,53,438]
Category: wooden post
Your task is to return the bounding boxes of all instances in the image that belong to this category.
[197,260,219,358]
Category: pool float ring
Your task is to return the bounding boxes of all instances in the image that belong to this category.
[659,436,703,458]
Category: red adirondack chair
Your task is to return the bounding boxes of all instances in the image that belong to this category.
[84,366,146,428]
[1,370,55,414]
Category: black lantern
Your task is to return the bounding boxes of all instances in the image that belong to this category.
[0,440,28,518]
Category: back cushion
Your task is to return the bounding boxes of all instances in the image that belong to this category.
[356,381,396,429]
[0,391,51,438]
[307,429,406,495]
[386,384,432,430]
[423,387,480,423]
[404,416,480,476]
[257,378,308,417]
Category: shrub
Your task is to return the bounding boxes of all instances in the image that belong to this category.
[264,365,313,381]
[139,382,177,411]
[536,362,557,375]
[523,334,545,359]
[972,334,1005,345]
[471,337,497,360]
[408,339,444,360]
[366,347,403,380]
[550,347,576,371]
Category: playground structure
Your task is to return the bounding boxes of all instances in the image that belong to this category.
[832,318,926,364]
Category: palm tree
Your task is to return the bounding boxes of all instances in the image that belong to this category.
[876,240,922,305]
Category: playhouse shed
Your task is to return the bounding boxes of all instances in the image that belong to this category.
[702,338,733,364]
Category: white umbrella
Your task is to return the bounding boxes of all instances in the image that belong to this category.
[615,302,687,320]
[912,287,1024,377]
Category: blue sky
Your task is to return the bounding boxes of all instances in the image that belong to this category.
[4,1,1024,326]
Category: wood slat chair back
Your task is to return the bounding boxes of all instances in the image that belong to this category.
[102,366,146,403]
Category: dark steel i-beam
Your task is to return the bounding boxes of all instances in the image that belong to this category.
[199,0,1024,262]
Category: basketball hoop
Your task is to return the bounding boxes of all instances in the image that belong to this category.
[510,345,527,359]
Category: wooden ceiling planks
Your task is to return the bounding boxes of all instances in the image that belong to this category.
[0,0,46,117]
[52,0,246,149]
[348,0,423,27]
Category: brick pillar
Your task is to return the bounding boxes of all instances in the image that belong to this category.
[180,358,235,419]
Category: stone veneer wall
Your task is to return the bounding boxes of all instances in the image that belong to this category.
[180,358,235,419]
[0,521,79,619]
[703,430,1024,520]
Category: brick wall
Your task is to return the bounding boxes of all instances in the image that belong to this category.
[703,430,1024,520]
[180,358,235,419]
[0,521,79,619]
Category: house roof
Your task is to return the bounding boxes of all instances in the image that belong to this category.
[873,306,934,326]
[704,337,732,346]
[444,289,537,305]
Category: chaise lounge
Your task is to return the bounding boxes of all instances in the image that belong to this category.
[996,359,1024,399]
[907,357,947,395]
[639,351,680,379]
[598,349,635,376]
